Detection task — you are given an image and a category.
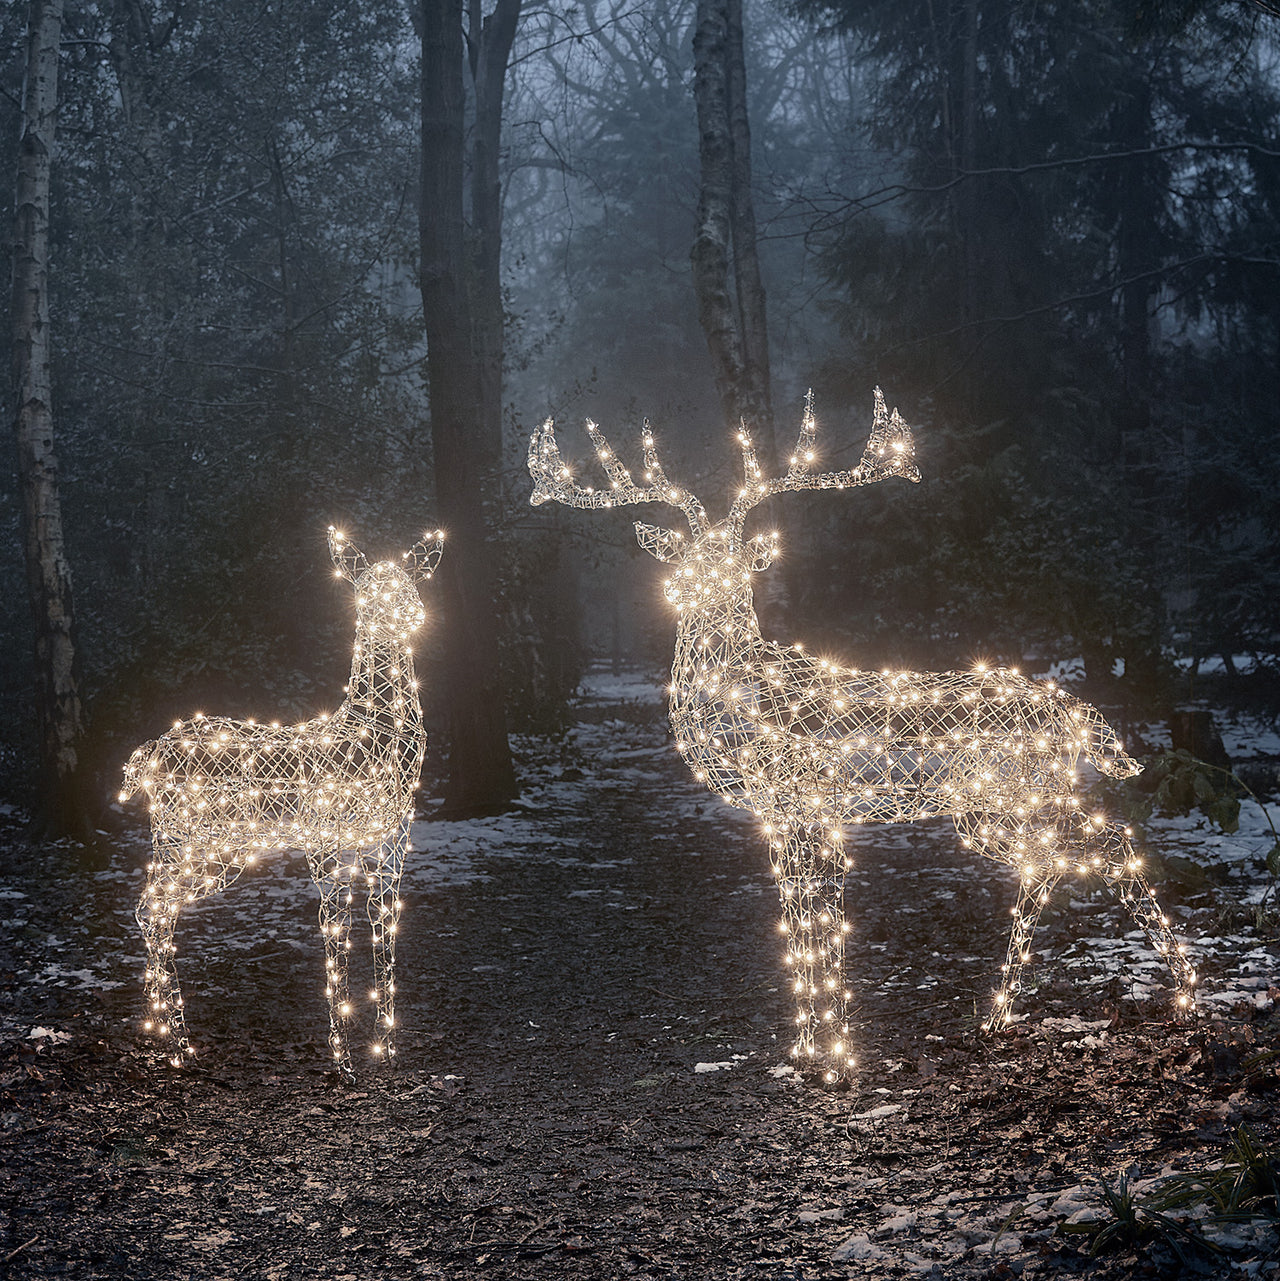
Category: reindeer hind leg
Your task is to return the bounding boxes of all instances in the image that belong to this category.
[985,870,1061,1032]
[954,810,1063,1032]
[1088,821,1197,1016]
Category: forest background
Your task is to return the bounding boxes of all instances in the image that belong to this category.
[4,0,1279,838]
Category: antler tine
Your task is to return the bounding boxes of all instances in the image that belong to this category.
[736,417,763,499]
[529,418,609,510]
[528,416,708,532]
[728,388,919,530]
[639,418,708,532]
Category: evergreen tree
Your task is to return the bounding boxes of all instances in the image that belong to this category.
[797,0,1280,693]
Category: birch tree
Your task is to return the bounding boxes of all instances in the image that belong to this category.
[11,0,90,840]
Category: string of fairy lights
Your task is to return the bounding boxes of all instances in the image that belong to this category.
[530,390,1197,1083]
[115,393,1199,1086]
[120,527,443,1071]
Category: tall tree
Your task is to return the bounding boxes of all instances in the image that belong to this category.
[796,0,1280,681]
[690,0,775,458]
[11,0,90,840]
[468,0,522,478]
[44,0,426,751]
[418,0,519,814]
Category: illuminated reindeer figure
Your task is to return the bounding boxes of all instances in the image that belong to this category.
[119,526,443,1072]
[530,392,1196,1083]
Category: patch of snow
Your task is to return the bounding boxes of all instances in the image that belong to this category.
[38,963,123,990]
[877,1210,917,1234]
[1034,657,1084,683]
[974,1234,1023,1255]
[766,1064,794,1078]
[694,1060,734,1073]
[1200,987,1274,1010]
[1064,1206,1105,1226]
[28,1026,71,1044]
[798,1207,844,1222]
[851,1103,903,1121]
[831,1233,886,1262]
[1048,1188,1092,1216]
[1035,1016,1112,1034]
[575,670,666,704]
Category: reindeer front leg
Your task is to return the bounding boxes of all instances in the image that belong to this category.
[136,834,196,1066]
[366,824,407,1063]
[770,817,855,1084]
[317,861,356,1076]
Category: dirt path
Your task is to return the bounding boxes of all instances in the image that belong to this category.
[1,680,1277,1278]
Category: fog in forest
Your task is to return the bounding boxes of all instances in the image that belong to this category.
[5,0,1279,824]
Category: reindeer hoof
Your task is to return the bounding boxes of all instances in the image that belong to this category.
[801,1063,854,1089]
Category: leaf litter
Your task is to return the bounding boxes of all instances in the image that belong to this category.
[0,672,1277,1278]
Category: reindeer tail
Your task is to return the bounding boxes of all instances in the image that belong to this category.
[1060,693,1142,779]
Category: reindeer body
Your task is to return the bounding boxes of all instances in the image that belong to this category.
[120,528,443,1071]
[674,620,1130,822]
[531,393,1196,1083]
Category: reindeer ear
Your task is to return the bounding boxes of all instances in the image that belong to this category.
[328,525,370,584]
[634,522,685,563]
[402,528,445,583]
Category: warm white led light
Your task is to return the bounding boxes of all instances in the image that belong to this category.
[120,526,444,1072]
[530,390,1196,1082]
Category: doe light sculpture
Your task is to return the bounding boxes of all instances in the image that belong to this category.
[529,392,1196,1083]
[119,527,443,1072]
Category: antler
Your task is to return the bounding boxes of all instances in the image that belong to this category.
[727,388,920,532]
[528,417,709,535]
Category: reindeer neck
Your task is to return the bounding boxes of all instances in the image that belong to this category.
[673,588,763,672]
[342,617,421,724]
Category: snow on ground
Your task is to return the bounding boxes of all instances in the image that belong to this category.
[3,671,1279,1279]
[5,679,1277,1044]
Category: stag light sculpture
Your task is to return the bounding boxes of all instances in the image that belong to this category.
[529,392,1196,1083]
[119,527,443,1072]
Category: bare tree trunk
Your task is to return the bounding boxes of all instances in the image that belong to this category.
[724,0,773,456]
[11,0,91,841]
[692,0,775,453]
[1116,78,1157,478]
[419,0,518,815]
[467,0,521,485]
[958,0,979,330]
[692,0,790,623]
[691,0,749,438]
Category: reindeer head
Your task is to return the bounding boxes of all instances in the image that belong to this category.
[529,390,919,616]
[327,526,444,640]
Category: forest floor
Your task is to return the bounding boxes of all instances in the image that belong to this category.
[1,671,1278,1280]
